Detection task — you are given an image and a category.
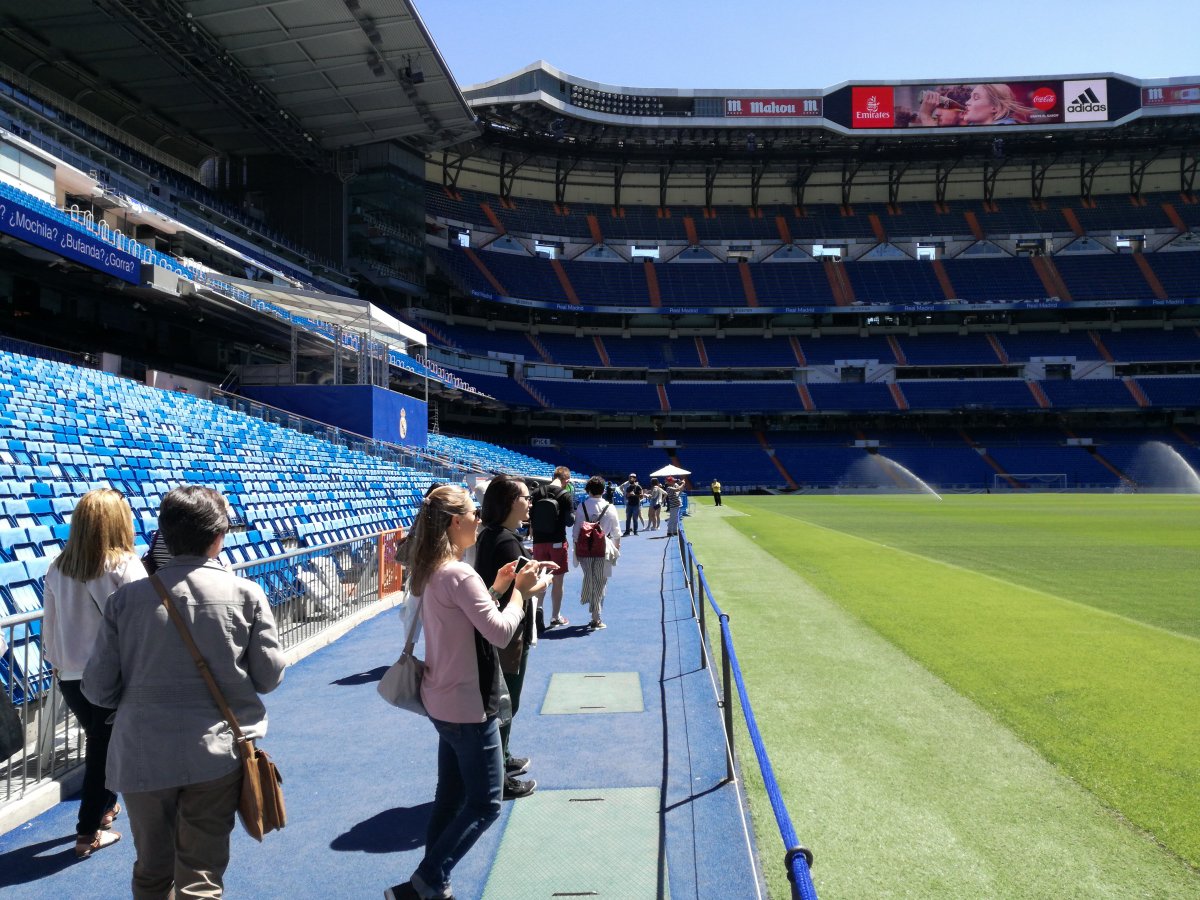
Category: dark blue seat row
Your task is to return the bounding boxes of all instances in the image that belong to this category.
[431,244,1200,310]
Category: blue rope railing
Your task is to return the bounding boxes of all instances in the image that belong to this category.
[679,525,818,900]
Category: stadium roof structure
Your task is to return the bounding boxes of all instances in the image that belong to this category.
[222,276,427,353]
[0,0,478,174]
[448,61,1200,207]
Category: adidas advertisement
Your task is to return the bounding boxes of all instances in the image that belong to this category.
[1063,79,1109,122]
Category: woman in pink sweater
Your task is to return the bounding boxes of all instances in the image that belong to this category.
[387,485,550,900]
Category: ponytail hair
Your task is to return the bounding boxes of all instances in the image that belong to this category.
[407,485,473,595]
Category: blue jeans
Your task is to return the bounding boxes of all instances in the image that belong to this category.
[625,504,639,534]
[413,715,504,898]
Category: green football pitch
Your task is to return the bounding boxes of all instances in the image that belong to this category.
[683,495,1200,900]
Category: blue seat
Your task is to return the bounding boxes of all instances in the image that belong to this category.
[0,556,25,592]
[25,525,54,556]
[0,527,25,561]
[0,633,52,704]
[23,555,51,583]
[26,498,53,517]
[3,498,35,527]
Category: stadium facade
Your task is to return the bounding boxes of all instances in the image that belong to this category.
[0,2,1197,491]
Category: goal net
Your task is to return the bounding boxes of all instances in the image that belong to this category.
[992,473,1069,492]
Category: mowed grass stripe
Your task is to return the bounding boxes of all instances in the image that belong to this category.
[766,502,1200,645]
[746,494,1200,638]
[718,501,1200,868]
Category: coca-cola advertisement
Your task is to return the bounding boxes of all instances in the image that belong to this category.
[888,80,1066,128]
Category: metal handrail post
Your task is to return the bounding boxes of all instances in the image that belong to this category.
[687,542,698,619]
[696,563,708,669]
[719,612,735,782]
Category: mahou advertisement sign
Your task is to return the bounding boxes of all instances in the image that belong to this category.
[1143,84,1200,106]
[725,97,822,117]
[852,80,1070,128]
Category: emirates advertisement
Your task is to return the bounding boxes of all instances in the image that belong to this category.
[850,80,1086,129]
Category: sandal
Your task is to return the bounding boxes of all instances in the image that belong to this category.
[101,802,121,829]
[76,829,121,858]
[550,616,569,627]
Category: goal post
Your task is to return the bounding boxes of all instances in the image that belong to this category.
[992,473,1069,492]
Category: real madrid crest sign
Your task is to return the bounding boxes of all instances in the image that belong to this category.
[399,407,408,439]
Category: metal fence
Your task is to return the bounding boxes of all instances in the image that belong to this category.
[0,531,403,810]
[1,615,83,806]
[678,525,819,900]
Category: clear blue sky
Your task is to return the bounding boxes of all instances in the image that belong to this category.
[418,0,1200,91]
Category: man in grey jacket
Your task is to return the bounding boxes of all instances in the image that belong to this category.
[85,486,286,899]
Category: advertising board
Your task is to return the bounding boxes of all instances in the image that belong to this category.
[724,97,822,117]
[852,80,1076,129]
[0,193,141,283]
[1142,84,1200,106]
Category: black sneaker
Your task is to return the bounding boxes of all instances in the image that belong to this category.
[384,884,418,900]
[503,776,536,800]
[505,756,530,776]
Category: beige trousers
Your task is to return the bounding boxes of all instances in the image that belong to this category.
[124,766,242,899]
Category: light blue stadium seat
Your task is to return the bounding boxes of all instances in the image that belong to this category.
[0,528,26,562]
[23,556,51,583]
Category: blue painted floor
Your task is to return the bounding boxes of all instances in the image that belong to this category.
[0,530,763,899]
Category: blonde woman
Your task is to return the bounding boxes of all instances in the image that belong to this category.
[42,488,147,858]
[387,485,549,900]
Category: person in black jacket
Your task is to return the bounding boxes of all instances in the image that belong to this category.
[529,466,574,629]
[473,475,558,800]
[619,474,643,536]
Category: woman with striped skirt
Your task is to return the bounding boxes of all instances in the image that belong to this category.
[572,475,621,629]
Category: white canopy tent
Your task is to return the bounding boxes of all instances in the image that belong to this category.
[649,464,691,478]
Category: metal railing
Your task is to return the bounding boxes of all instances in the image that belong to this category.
[0,531,404,811]
[1,615,84,806]
[678,525,819,900]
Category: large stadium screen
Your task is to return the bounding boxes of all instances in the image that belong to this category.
[848,78,1111,129]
